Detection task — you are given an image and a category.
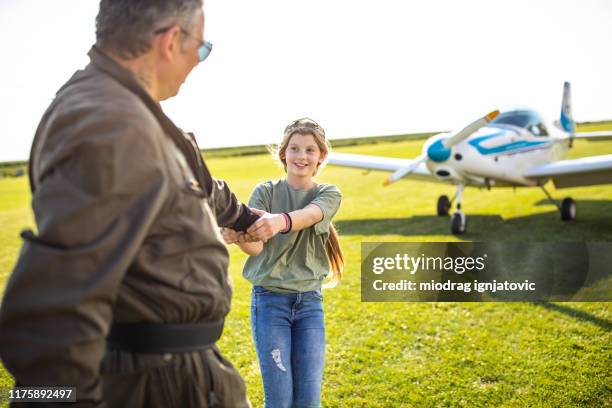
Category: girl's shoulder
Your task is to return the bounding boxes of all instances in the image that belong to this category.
[251,179,287,199]
[253,179,281,192]
[249,180,283,210]
[255,180,341,198]
[315,183,342,197]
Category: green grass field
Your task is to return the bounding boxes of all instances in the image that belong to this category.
[1,130,611,407]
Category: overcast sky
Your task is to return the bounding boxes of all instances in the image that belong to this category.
[1,0,611,161]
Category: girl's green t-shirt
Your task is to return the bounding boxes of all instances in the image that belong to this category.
[242,179,342,293]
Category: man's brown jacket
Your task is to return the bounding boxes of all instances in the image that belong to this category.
[0,47,252,407]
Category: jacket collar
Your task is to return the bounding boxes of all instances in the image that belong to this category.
[87,46,157,107]
[86,46,214,196]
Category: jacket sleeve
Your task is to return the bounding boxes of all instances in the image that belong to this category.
[0,111,169,406]
[209,177,260,232]
[181,132,254,231]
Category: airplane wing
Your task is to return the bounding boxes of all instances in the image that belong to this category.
[524,154,612,188]
[327,152,437,182]
[574,131,612,141]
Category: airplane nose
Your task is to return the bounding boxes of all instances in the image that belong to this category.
[427,139,451,162]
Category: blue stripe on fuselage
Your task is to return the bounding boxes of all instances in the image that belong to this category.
[468,132,549,156]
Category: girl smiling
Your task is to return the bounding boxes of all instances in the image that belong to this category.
[223,118,343,407]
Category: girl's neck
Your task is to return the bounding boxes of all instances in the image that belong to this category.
[286,174,316,190]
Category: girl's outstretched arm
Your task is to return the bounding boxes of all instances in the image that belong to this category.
[247,205,323,241]
[237,239,264,256]
[221,228,264,256]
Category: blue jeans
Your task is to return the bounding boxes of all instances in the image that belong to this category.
[250,286,325,408]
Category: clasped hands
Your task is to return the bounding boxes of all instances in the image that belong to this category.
[221,208,288,245]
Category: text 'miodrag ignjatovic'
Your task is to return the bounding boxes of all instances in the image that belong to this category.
[361,242,611,302]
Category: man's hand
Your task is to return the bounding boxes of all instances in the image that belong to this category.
[246,208,287,241]
[221,228,259,244]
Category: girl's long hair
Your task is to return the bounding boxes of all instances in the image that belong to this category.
[324,223,344,288]
[271,118,344,287]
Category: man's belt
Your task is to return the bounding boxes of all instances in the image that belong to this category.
[107,319,224,354]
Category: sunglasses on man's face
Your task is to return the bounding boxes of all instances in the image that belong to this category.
[154,25,213,63]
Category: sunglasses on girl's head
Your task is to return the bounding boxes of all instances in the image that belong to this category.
[285,121,325,138]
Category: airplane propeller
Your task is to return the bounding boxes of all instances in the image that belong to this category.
[444,110,500,148]
[382,155,427,186]
[383,110,500,186]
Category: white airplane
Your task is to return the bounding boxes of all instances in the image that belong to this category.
[328,82,612,234]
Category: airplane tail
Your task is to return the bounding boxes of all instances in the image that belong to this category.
[560,81,576,136]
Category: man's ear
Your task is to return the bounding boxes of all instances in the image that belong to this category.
[154,26,182,61]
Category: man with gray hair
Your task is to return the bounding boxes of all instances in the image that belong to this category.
[0,1,254,406]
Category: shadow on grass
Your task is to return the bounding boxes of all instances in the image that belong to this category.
[532,302,611,332]
[335,200,612,239]
[533,198,612,208]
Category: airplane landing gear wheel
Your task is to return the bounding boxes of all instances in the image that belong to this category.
[451,211,467,235]
[561,197,576,221]
[437,195,451,216]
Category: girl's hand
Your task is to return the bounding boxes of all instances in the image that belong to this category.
[247,208,287,241]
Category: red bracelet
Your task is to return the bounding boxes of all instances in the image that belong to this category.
[280,212,292,234]
[280,213,289,232]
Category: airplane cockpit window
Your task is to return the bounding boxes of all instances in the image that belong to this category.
[492,111,548,136]
[492,113,532,128]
